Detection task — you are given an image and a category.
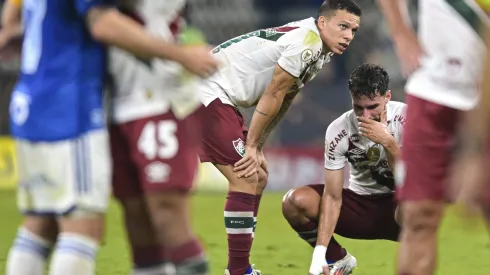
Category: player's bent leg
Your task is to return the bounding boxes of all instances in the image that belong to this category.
[215,164,258,275]
[398,200,444,275]
[282,185,347,264]
[6,216,58,275]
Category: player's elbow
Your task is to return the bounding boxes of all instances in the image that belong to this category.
[87,8,119,44]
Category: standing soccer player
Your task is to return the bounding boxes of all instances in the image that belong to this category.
[376,0,489,274]
[109,1,208,274]
[197,1,361,274]
[3,0,218,275]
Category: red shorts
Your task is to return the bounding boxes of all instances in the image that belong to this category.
[396,95,461,202]
[198,99,248,166]
[110,110,201,200]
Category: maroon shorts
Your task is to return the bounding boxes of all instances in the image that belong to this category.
[309,184,400,241]
[396,95,461,202]
[110,110,201,200]
[198,99,248,166]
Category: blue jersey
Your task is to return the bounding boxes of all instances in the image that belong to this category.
[9,0,114,141]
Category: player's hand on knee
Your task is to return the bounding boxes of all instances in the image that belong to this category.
[179,45,219,78]
[234,145,259,178]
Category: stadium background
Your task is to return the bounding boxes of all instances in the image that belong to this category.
[0,0,418,190]
[1,1,490,275]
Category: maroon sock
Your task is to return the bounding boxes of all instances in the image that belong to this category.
[225,191,256,275]
[293,220,346,262]
[326,237,347,262]
[167,238,204,264]
[253,194,262,238]
[131,244,168,269]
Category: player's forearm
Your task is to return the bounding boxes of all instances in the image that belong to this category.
[382,136,400,169]
[376,0,412,40]
[257,92,297,150]
[316,194,342,247]
[87,7,185,62]
[247,94,284,148]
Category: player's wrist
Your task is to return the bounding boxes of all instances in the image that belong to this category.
[312,245,328,261]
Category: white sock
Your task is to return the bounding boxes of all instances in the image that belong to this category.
[49,233,99,275]
[6,227,52,275]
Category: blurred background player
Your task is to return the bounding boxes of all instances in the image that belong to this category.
[197,1,361,274]
[282,64,405,275]
[452,5,490,224]
[1,0,218,275]
[376,0,489,274]
[109,0,208,274]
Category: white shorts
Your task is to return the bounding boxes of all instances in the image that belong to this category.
[15,129,112,215]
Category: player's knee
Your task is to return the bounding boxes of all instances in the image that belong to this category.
[402,201,444,234]
[282,188,309,217]
[23,216,58,243]
[58,212,105,243]
[257,167,268,194]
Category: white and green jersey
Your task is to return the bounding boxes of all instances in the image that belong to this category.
[200,17,331,108]
[406,0,489,110]
[110,0,204,123]
[324,101,407,195]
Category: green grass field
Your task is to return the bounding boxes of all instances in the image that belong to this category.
[0,190,489,274]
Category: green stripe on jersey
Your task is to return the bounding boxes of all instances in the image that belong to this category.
[446,0,485,38]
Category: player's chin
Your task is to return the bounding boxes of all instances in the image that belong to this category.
[332,46,346,55]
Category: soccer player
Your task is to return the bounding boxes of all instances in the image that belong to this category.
[376,0,488,274]
[197,1,362,274]
[281,64,405,275]
[3,1,218,275]
[109,1,208,274]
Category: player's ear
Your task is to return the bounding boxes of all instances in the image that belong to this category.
[385,90,391,103]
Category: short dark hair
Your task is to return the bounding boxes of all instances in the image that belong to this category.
[348,63,389,99]
[318,0,362,18]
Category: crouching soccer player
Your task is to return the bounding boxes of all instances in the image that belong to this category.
[282,64,405,275]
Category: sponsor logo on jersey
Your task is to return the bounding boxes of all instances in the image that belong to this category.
[350,133,361,143]
[233,138,246,157]
[327,129,348,161]
[145,161,171,183]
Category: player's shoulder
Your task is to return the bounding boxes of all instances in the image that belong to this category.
[326,110,352,136]
[387,101,407,126]
[277,18,323,46]
[387,101,407,117]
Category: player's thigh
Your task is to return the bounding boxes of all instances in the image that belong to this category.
[336,189,399,241]
[198,99,248,166]
[15,129,111,216]
[396,95,461,202]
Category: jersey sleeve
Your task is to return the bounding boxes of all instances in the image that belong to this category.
[75,0,115,17]
[324,117,348,170]
[396,104,407,148]
[277,29,323,78]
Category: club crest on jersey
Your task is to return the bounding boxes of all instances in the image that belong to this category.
[233,138,246,157]
[367,146,381,162]
[301,49,313,62]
